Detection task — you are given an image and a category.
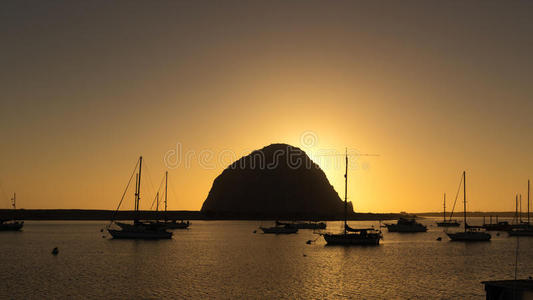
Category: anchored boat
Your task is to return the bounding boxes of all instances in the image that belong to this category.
[0,193,23,231]
[260,224,298,234]
[151,171,190,230]
[322,149,381,245]
[446,171,491,242]
[385,217,427,232]
[275,220,326,230]
[436,193,460,227]
[508,180,533,237]
[107,156,173,239]
[482,216,512,231]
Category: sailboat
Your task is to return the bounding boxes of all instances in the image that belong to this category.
[446,171,491,241]
[508,179,533,236]
[107,156,173,239]
[259,222,298,234]
[0,193,24,231]
[322,149,381,245]
[154,171,190,229]
[275,220,326,230]
[436,193,460,227]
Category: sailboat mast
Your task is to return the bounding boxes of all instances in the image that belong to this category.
[134,174,139,211]
[515,194,518,225]
[12,193,16,220]
[344,148,348,235]
[518,194,522,223]
[528,179,530,225]
[443,193,446,222]
[134,156,143,222]
[165,171,168,221]
[463,171,466,232]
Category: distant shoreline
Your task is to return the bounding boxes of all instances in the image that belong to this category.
[416,211,525,218]
[1,209,524,221]
[0,209,402,221]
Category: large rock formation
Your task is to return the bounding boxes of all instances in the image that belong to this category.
[201,143,352,219]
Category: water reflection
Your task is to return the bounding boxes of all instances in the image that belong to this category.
[0,219,531,299]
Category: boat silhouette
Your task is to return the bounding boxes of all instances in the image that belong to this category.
[446,171,491,241]
[107,156,173,239]
[436,193,460,227]
[0,193,23,231]
[322,149,381,245]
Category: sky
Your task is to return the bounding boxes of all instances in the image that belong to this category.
[1,1,532,213]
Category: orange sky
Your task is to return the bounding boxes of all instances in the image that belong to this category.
[1,1,533,213]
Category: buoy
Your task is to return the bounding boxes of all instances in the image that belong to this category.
[436,237,442,241]
[52,247,59,255]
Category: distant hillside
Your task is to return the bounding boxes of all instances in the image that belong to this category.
[201,143,352,219]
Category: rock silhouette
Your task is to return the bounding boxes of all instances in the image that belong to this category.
[201,144,352,219]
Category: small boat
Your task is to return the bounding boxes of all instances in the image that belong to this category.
[447,227,491,241]
[507,226,533,237]
[161,220,190,229]
[109,221,173,239]
[151,172,190,230]
[0,193,23,231]
[508,180,533,237]
[260,224,298,234]
[0,219,24,231]
[322,149,382,245]
[107,156,173,239]
[385,217,427,232]
[446,171,491,242]
[482,217,512,231]
[275,220,326,230]
[436,193,460,227]
[323,225,381,245]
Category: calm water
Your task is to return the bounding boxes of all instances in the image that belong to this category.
[1,218,532,299]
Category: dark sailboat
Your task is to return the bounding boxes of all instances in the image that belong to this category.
[322,149,381,245]
[436,193,460,227]
[259,223,298,234]
[153,171,190,230]
[107,156,173,239]
[446,171,491,241]
[0,193,23,231]
[275,220,326,230]
[482,215,512,231]
[508,179,533,236]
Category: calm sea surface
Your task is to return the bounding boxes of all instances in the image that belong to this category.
[1,218,532,299]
